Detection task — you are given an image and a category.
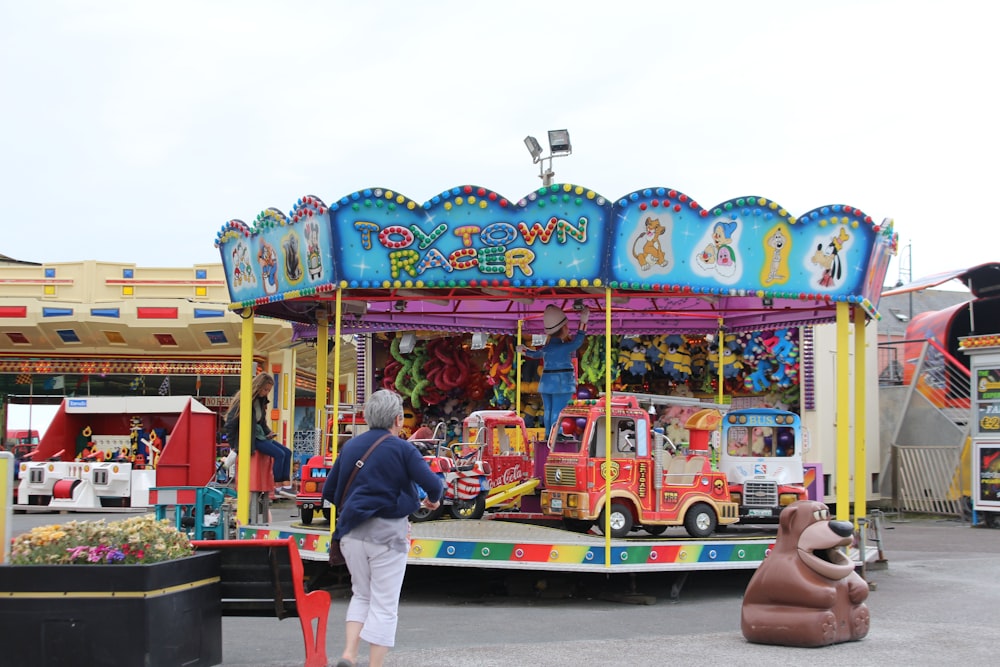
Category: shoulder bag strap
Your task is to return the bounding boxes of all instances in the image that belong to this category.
[337,433,392,506]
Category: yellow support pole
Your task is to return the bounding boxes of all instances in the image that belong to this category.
[835,301,851,521]
[515,320,523,417]
[288,346,298,474]
[276,367,290,482]
[604,288,612,567]
[0,452,12,564]
[313,306,330,528]
[236,311,255,525]
[316,307,329,439]
[716,319,725,406]
[853,304,867,524]
[715,318,725,469]
[329,294,344,535]
[332,292,343,442]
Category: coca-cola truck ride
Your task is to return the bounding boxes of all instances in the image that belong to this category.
[410,409,538,521]
[539,394,740,538]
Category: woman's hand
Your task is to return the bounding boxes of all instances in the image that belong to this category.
[516,344,528,354]
[421,498,441,510]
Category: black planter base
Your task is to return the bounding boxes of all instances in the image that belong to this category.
[0,551,222,667]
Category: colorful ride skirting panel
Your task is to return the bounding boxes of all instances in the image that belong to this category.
[239,523,774,572]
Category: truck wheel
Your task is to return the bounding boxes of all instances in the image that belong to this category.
[684,502,717,538]
[410,504,445,522]
[644,525,667,536]
[450,493,486,520]
[599,502,634,538]
[563,518,593,533]
[300,506,314,525]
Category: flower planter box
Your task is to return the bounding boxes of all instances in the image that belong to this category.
[0,550,222,667]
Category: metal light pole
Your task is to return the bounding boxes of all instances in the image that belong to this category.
[902,241,913,320]
[893,240,913,320]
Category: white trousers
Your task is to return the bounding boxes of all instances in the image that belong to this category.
[341,534,409,648]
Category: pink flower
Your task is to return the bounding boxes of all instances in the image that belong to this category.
[67,546,89,560]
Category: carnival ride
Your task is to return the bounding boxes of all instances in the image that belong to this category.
[214,183,896,569]
[16,395,218,510]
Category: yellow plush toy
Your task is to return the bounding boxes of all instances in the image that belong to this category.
[522,397,544,428]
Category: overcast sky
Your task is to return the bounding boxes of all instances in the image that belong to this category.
[2,0,997,286]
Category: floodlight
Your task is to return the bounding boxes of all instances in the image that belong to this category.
[399,332,417,354]
[342,301,367,315]
[524,136,543,162]
[523,129,572,186]
[547,129,572,155]
[471,332,488,350]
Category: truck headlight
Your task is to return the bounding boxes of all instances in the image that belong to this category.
[730,492,742,504]
[779,492,801,506]
[567,495,578,508]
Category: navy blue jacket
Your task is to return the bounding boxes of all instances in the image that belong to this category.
[322,429,444,539]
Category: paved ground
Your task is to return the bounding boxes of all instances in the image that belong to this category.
[217,515,998,666]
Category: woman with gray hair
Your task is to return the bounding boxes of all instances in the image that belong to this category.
[323,389,444,667]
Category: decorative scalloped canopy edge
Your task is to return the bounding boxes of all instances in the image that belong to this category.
[213,184,897,335]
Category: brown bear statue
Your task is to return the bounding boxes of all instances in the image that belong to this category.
[741,500,870,646]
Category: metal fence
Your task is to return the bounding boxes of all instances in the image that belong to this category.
[880,338,972,518]
[293,429,321,456]
[892,444,966,517]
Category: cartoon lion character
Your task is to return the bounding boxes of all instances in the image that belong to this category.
[632,216,669,271]
[741,500,870,647]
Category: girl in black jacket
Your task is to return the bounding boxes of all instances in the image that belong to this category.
[224,372,294,497]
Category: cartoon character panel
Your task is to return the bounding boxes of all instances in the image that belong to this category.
[327,185,611,289]
[610,191,888,298]
[215,184,896,309]
[217,196,335,304]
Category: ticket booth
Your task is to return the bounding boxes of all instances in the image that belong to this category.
[960,336,1000,528]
